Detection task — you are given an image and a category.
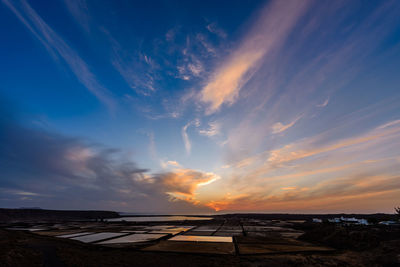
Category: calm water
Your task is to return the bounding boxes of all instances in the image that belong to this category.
[98,233,167,244]
[169,235,232,243]
[106,216,213,222]
[71,232,125,243]
[57,232,94,238]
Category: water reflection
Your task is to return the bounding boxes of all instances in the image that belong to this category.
[169,235,232,243]
[98,233,167,244]
[71,232,125,243]
[106,216,212,222]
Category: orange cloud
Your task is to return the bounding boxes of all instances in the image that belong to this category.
[199,0,311,114]
[200,121,400,213]
[158,169,219,203]
[205,194,249,211]
[160,160,181,169]
[200,52,263,113]
[205,172,400,213]
[267,121,400,166]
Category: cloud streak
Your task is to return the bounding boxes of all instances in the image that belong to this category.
[317,98,329,108]
[218,0,400,169]
[271,116,302,134]
[2,0,115,109]
[199,121,220,137]
[181,119,199,155]
[204,112,400,212]
[199,0,311,114]
[63,0,90,32]
[2,0,400,214]
[160,160,181,169]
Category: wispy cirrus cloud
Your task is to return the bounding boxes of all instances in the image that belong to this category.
[206,22,227,39]
[175,32,217,81]
[199,0,311,114]
[182,122,192,155]
[181,119,200,155]
[63,3,158,96]
[317,98,329,108]
[219,0,400,161]
[267,119,400,167]
[62,0,90,32]
[109,34,158,95]
[271,116,302,134]
[177,55,204,81]
[175,0,400,212]
[160,160,181,169]
[205,174,400,213]
[147,131,157,159]
[2,0,115,110]
[199,121,220,137]
[207,118,400,212]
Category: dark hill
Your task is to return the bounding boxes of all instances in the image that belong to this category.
[0,208,119,223]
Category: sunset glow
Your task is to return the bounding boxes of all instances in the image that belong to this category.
[1,0,400,214]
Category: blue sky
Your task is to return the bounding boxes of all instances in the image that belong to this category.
[1,0,400,213]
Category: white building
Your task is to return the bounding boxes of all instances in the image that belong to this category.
[312,218,322,223]
[379,221,397,225]
[340,216,358,222]
[327,217,369,225]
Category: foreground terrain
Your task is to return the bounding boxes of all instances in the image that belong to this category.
[0,210,399,266]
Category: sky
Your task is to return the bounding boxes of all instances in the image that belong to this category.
[1,0,400,214]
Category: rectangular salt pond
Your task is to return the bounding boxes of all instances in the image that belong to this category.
[192,226,219,231]
[71,232,126,243]
[214,231,243,237]
[280,232,304,238]
[6,228,47,232]
[220,229,243,233]
[98,233,167,244]
[57,232,94,238]
[149,227,190,234]
[149,230,182,235]
[243,226,286,231]
[106,216,212,222]
[169,235,232,243]
[144,225,175,230]
[182,231,214,236]
[121,230,148,233]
